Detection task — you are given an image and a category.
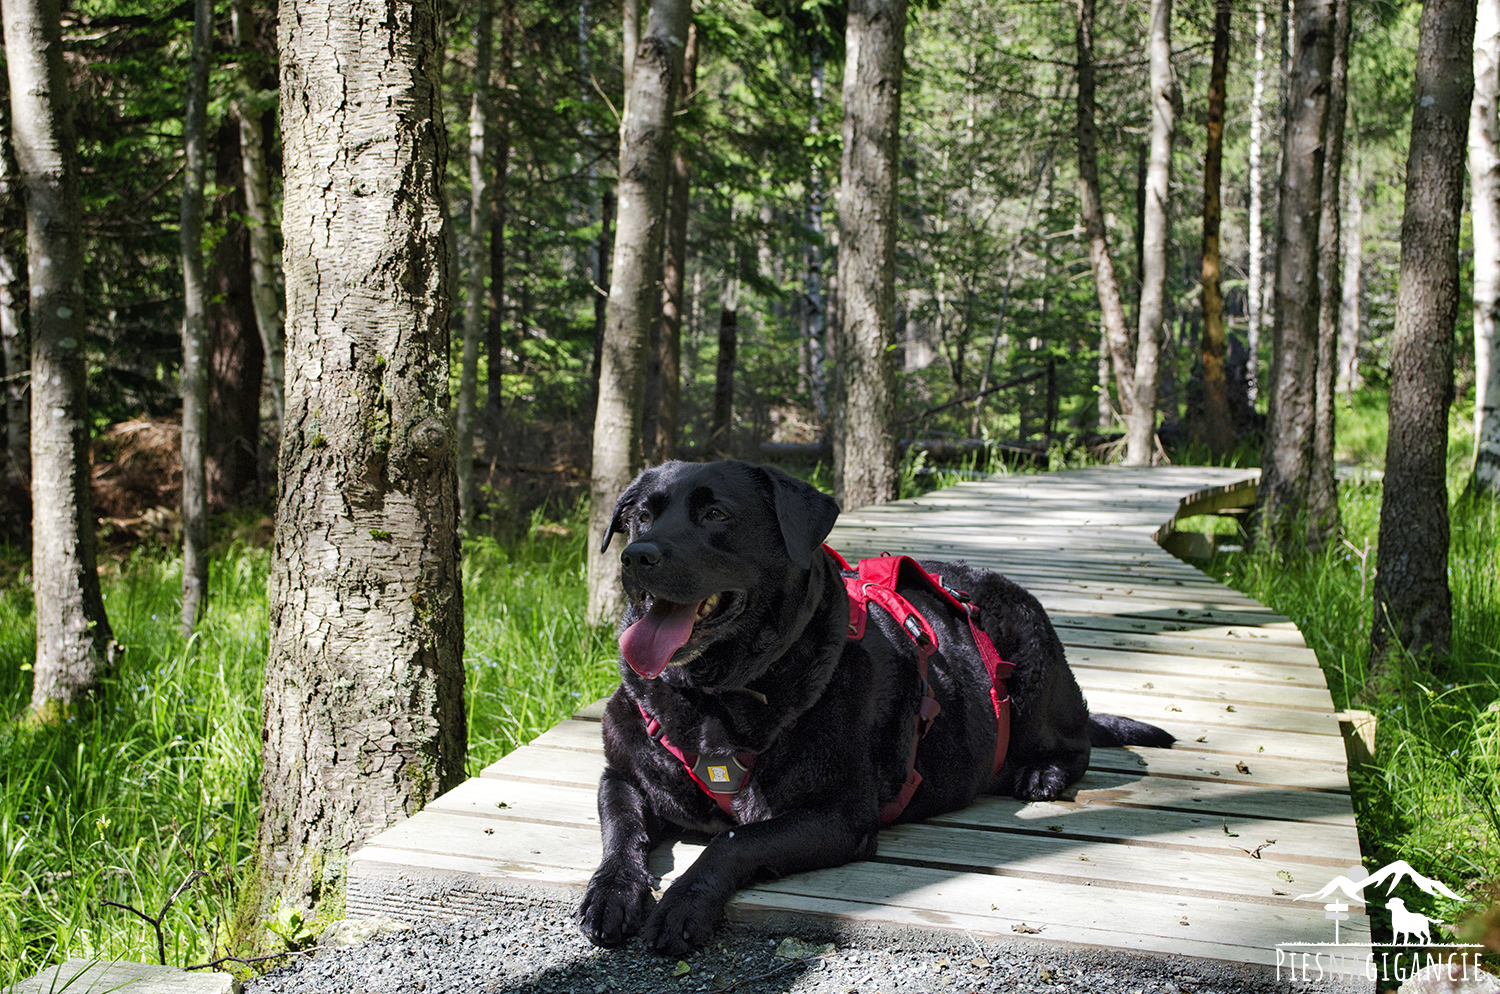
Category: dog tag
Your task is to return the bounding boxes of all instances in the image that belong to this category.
[692,754,750,793]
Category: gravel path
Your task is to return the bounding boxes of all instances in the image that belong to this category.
[243,896,1368,994]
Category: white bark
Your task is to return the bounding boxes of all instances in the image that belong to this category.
[4,0,114,714]
[1,107,26,482]
[1338,160,1363,397]
[1470,0,1500,495]
[456,0,493,529]
[180,0,212,635]
[1247,0,1266,404]
[1124,0,1174,465]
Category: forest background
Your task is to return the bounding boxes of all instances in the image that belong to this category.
[2,0,1500,981]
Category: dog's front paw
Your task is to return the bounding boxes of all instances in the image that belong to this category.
[577,863,657,948]
[642,877,727,957]
[1008,762,1071,801]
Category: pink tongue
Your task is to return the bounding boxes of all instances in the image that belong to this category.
[620,598,701,678]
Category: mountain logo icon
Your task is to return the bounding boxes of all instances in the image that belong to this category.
[1293,860,1464,905]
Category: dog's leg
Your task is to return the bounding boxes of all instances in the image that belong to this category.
[577,768,666,947]
[641,812,876,957]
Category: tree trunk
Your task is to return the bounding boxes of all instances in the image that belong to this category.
[257,0,466,919]
[585,0,689,626]
[179,0,212,636]
[486,0,514,421]
[1338,160,1363,398]
[712,287,737,455]
[456,0,493,529]
[803,44,828,422]
[1197,0,1233,455]
[1247,0,1267,406]
[835,0,906,509]
[1368,0,1474,688]
[0,83,27,486]
[207,118,264,509]
[1124,0,1174,466]
[231,0,283,428]
[1308,0,1353,549]
[1075,0,1133,419]
[4,0,114,717]
[655,20,696,463]
[1470,0,1500,499]
[1256,0,1335,553]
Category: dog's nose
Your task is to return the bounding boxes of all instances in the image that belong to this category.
[620,541,662,570]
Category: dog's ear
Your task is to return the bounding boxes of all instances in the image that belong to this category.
[760,465,840,568]
[601,473,650,553]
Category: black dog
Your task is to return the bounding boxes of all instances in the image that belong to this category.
[576,460,1173,956]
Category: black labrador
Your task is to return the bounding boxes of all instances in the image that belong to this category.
[577,460,1173,956]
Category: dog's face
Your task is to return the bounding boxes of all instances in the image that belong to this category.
[601,460,840,688]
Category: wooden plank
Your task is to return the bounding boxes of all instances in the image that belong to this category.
[1041,605,1303,638]
[1070,771,1357,826]
[1088,747,1348,791]
[481,743,603,786]
[1056,626,1322,666]
[1069,665,1336,711]
[1084,689,1339,737]
[1066,645,1328,685]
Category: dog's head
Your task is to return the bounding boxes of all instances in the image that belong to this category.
[600,460,840,686]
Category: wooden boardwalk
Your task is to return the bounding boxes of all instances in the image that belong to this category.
[348,466,1369,969]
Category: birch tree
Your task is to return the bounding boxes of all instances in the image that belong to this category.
[1368,0,1475,688]
[1338,161,1363,398]
[803,42,828,421]
[1307,0,1353,549]
[655,20,697,463]
[256,0,466,916]
[1247,0,1267,404]
[1470,0,1500,499]
[834,0,906,508]
[456,0,494,528]
[4,0,114,718]
[1075,0,1133,419]
[179,0,211,635]
[584,0,690,625]
[1257,0,1335,552]
[1123,0,1173,466]
[0,61,27,486]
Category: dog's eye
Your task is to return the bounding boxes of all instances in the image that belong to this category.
[703,507,728,522]
[637,510,652,527]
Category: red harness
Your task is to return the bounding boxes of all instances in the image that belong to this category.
[640,546,1013,826]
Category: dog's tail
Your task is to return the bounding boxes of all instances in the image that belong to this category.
[1088,713,1175,748]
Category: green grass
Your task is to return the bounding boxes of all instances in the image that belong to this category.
[0,505,619,983]
[1198,394,1500,946]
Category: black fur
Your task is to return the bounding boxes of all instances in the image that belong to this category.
[576,460,1173,956]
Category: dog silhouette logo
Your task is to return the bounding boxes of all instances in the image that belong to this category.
[707,766,730,783]
[1387,898,1434,946]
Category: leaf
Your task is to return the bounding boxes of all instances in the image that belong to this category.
[1222,820,1240,837]
[1277,870,1295,883]
[1236,761,1251,774]
[1012,922,1044,934]
[673,960,691,977]
[774,937,835,960]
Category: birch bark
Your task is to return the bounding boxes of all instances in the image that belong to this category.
[3,0,114,717]
[456,0,493,528]
[1469,0,1500,498]
[256,0,465,915]
[584,0,689,625]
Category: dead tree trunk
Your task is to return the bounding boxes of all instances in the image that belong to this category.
[1124,0,1174,465]
[486,0,514,421]
[4,0,114,717]
[655,20,697,463]
[1075,0,1133,419]
[1470,0,1500,499]
[1256,0,1335,553]
[1368,0,1475,688]
[179,0,212,635]
[835,0,906,509]
[585,0,689,625]
[256,0,466,919]
[456,0,493,528]
[711,279,737,455]
[1197,0,1234,455]
[1307,0,1353,549]
[803,43,828,421]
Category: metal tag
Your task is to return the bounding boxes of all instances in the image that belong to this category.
[692,754,750,793]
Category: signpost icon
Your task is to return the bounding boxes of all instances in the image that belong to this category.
[1325,901,1350,944]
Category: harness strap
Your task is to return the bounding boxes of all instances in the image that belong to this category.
[638,547,1014,828]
